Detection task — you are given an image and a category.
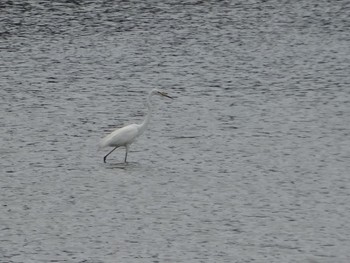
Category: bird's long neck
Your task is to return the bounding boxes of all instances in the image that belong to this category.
[138,93,152,135]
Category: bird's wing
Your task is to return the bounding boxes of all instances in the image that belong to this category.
[99,124,140,148]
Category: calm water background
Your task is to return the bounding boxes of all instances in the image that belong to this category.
[1,0,350,262]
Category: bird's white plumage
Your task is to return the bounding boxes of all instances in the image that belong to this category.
[99,124,140,149]
[99,88,172,163]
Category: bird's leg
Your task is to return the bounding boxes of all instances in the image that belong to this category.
[103,146,119,163]
[124,145,129,163]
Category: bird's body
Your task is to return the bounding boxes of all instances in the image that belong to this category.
[100,124,140,149]
[99,89,172,163]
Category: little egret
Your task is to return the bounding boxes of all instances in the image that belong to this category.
[99,89,173,163]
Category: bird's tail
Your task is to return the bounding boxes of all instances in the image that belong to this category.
[98,138,107,151]
[98,133,112,150]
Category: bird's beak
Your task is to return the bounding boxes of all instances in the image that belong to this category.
[158,91,173,99]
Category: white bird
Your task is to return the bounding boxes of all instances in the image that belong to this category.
[99,89,173,163]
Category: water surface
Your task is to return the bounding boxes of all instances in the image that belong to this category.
[1,1,350,262]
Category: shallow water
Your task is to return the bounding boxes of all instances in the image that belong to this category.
[1,1,350,262]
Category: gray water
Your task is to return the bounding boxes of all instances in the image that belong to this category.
[1,1,350,262]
